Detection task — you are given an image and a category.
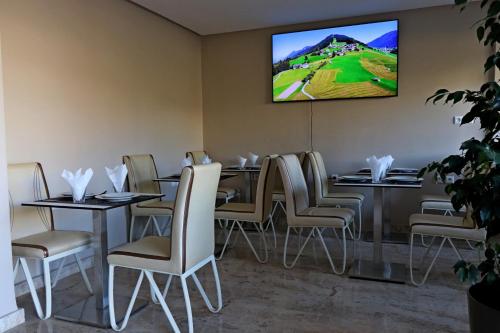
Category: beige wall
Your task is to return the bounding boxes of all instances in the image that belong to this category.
[202,4,488,227]
[0,0,203,252]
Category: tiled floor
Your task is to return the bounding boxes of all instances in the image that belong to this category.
[8,224,472,332]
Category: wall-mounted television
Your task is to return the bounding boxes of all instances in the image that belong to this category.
[272,20,398,102]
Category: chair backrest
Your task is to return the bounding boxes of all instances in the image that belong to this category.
[123,154,161,194]
[170,163,221,273]
[123,154,161,214]
[308,151,329,201]
[186,151,207,165]
[274,152,308,192]
[254,155,277,222]
[277,155,310,221]
[8,162,53,240]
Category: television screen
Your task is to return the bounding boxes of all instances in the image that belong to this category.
[272,20,398,102]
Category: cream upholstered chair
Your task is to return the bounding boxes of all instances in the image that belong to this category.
[186,151,239,203]
[108,163,223,333]
[409,212,486,286]
[308,151,364,240]
[420,194,466,215]
[271,152,307,221]
[419,194,467,247]
[9,163,93,320]
[278,154,355,275]
[215,155,277,263]
[123,154,174,242]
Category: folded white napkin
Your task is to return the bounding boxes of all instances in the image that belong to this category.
[181,156,193,168]
[238,155,247,168]
[366,155,394,182]
[201,154,212,164]
[61,168,93,201]
[248,152,259,166]
[105,164,128,192]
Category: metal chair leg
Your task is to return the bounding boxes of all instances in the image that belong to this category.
[190,257,222,313]
[283,227,315,269]
[237,221,269,263]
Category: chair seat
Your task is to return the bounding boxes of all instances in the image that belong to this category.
[216,186,238,200]
[12,230,93,259]
[294,207,354,228]
[410,214,486,241]
[318,192,364,206]
[272,191,285,202]
[108,236,179,274]
[420,194,465,212]
[215,202,256,221]
[135,200,174,216]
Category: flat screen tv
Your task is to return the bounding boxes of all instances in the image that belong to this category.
[272,20,398,102]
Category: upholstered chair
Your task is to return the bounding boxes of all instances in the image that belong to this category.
[186,150,239,203]
[419,194,467,247]
[108,163,223,333]
[308,151,364,240]
[123,154,174,242]
[9,162,93,320]
[409,212,486,286]
[271,152,308,221]
[420,194,466,215]
[215,155,277,263]
[277,154,355,275]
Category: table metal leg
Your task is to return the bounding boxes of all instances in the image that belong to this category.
[373,187,383,262]
[349,187,407,284]
[244,172,252,202]
[55,210,148,327]
[383,187,391,238]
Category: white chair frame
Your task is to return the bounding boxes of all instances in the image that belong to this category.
[216,217,272,263]
[129,215,172,243]
[409,231,485,286]
[419,207,475,250]
[283,223,353,275]
[13,245,93,320]
[109,255,222,333]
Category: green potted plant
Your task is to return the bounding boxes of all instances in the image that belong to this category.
[419,1,500,332]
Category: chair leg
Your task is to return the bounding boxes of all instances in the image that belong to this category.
[410,233,447,286]
[19,258,46,319]
[316,227,347,275]
[51,257,66,288]
[13,258,20,278]
[237,221,269,263]
[190,257,222,313]
[283,227,315,269]
[139,216,153,240]
[109,266,146,331]
[180,276,194,333]
[75,254,93,294]
[217,220,236,260]
[267,215,277,248]
[278,201,286,216]
[129,216,136,243]
[144,271,180,332]
[42,260,52,319]
[152,216,162,236]
[270,201,279,222]
[355,203,362,240]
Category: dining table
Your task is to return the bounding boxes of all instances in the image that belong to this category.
[221,165,261,202]
[154,172,238,183]
[333,174,422,283]
[356,168,420,242]
[22,193,163,328]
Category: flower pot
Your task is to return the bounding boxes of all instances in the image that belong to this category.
[468,283,500,333]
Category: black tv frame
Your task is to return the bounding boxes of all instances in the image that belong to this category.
[271,19,400,103]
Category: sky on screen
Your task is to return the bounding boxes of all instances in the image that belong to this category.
[272,20,397,63]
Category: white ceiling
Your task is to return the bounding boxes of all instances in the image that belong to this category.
[130,0,454,35]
